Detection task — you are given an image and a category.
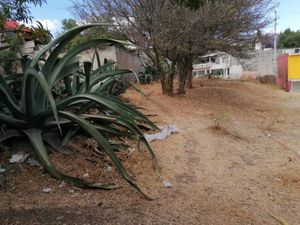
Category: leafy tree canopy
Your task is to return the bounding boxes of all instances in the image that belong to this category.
[174,0,214,9]
[0,0,46,24]
[278,28,300,48]
[60,19,88,50]
[61,18,78,32]
[60,18,127,50]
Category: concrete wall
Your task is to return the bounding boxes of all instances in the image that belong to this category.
[242,48,300,77]
[291,81,300,92]
[115,47,144,74]
[229,65,243,79]
[241,50,277,76]
[80,47,117,70]
[81,46,144,75]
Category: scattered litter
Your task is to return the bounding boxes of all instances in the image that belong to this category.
[59,181,65,188]
[144,125,179,143]
[163,180,172,188]
[267,212,290,225]
[83,173,89,178]
[56,216,64,220]
[106,166,113,172]
[71,193,79,198]
[267,133,271,137]
[42,187,52,193]
[0,166,6,174]
[9,152,28,163]
[69,189,75,193]
[26,158,41,167]
[128,147,136,154]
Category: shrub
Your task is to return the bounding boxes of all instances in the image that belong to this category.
[138,63,159,84]
[0,24,159,198]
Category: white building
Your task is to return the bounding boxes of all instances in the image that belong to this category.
[192,52,243,79]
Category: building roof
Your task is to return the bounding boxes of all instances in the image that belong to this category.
[4,20,32,33]
[200,51,227,58]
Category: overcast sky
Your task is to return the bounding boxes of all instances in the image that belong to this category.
[28,0,300,35]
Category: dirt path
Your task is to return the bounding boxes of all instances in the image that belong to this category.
[1,78,300,225]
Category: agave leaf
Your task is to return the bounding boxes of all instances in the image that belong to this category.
[3,74,23,82]
[30,24,104,68]
[92,124,124,136]
[24,128,120,189]
[60,127,80,147]
[58,93,158,131]
[21,68,38,114]
[23,69,62,134]
[71,73,80,95]
[58,111,152,199]
[83,113,158,168]
[90,61,116,78]
[83,61,92,92]
[112,115,159,169]
[125,81,148,98]
[54,60,81,85]
[41,38,74,77]
[0,76,24,119]
[0,112,28,129]
[42,132,71,154]
[48,39,123,88]
[57,93,136,122]
[0,129,23,143]
[74,102,95,114]
[93,76,119,94]
[88,69,132,93]
[21,56,32,73]
[105,95,159,129]
[64,76,72,95]
[0,46,11,51]
[92,48,101,68]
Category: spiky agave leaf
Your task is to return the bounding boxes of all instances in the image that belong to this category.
[24,128,120,190]
[0,24,159,199]
[58,111,152,200]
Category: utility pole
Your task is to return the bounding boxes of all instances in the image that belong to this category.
[273,10,278,74]
[274,10,277,53]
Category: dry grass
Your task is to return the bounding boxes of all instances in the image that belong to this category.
[1,78,300,225]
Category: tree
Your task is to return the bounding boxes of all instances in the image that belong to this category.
[61,18,78,31]
[70,0,276,96]
[278,29,300,49]
[0,20,52,76]
[0,0,52,75]
[60,18,127,50]
[60,19,87,50]
[174,0,214,10]
[173,0,276,94]
[31,21,53,45]
[0,0,46,28]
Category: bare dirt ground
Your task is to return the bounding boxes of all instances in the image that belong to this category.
[0,78,300,225]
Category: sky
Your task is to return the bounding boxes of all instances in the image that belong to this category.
[27,0,300,35]
[27,0,73,35]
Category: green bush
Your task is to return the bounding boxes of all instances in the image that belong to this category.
[0,24,159,198]
[138,63,159,84]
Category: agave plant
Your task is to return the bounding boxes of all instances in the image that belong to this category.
[0,24,159,198]
[138,63,159,84]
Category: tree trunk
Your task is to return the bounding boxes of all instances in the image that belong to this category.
[161,74,174,96]
[186,69,193,89]
[160,61,176,96]
[177,55,193,95]
[178,69,187,95]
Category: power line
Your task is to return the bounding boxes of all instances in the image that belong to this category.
[277,10,300,14]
